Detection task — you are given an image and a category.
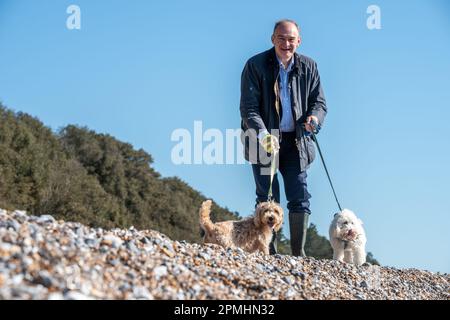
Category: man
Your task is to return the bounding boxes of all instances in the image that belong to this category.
[240,19,327,256]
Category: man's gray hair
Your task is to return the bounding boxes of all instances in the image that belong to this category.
[273,19,300,34]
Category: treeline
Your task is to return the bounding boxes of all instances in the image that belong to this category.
[0,103,378,264]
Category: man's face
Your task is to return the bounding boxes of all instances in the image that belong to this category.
[271,22,301,63]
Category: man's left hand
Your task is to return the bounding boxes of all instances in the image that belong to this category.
[304,116,319,133]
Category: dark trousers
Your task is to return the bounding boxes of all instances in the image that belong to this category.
[251,132,311,214]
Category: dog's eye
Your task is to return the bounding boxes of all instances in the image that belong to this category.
[343,221,348,225]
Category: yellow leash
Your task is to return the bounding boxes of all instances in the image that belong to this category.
[267,150,278,201]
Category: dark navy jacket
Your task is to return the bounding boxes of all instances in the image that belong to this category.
[240,47,327,171]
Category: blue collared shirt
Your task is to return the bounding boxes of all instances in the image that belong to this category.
[277,56,296,132]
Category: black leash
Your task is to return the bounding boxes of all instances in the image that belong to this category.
[308,122,343,212]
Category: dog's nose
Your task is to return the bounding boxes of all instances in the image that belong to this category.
[268,216,274,222]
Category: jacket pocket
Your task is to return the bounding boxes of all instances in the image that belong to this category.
[297,135,316,171]
[305,135,316,165]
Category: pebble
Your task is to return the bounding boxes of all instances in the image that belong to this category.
[285,288,297,299]
[36,215,56,225]
[283,276,295,285]
[198,252,210,260]
[288,258,297,267]
[101,235,123,248]
[48,292,64,300]
[64,291,94,300]
[291,270,307,280]
[153,266,168,278]
[133,286,154,300]
[0,209,448,300]
[360,280,369,289]
[7,220,21,232]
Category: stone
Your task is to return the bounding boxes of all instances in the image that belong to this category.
[37,215,56,224]
[0,207,448,300]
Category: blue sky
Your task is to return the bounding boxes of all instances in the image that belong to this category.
[1,0,449,273]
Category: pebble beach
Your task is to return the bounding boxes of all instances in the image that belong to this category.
[0,209,448,300]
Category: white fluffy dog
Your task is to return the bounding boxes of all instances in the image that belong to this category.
[329,209,367,266]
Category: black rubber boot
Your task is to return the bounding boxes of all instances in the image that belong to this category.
[289,212,310,257]
[269,231,277,255]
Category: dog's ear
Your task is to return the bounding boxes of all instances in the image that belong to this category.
[274,222,282,232]
[334,212,339,218]
[273,206,284,232]
[254,205,263,228]
[255,202,265,210]
[358,218,364,225]
[274,216,283,232]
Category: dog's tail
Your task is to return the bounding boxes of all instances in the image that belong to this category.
[199,200,215,234]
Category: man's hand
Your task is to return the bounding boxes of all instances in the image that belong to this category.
[260,134,280,154]
[304,115,319,133]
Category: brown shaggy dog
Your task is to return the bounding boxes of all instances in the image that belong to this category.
[199,199,284,254]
